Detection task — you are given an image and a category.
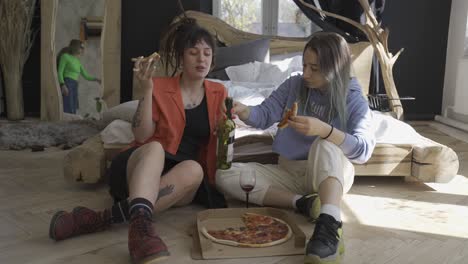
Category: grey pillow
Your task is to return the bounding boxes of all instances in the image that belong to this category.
[102,100,138,124]
[208,38,270,80]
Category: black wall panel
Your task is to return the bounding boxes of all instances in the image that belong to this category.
[120,0,212,102]
[381,0,452,120]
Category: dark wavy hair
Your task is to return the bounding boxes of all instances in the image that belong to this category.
[159,17,216,76]
[56,39,84,68]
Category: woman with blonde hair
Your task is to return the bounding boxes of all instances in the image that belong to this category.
[216,32,376,264]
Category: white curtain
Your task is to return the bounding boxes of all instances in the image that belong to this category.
[465,12,468,57]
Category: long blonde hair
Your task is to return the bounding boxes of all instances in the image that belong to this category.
[299,32,351,130]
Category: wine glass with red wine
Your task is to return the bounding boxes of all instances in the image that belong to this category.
[239,168,256,208]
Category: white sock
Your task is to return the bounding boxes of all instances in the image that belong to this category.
[320,204,341,222]
[292,195,302,209]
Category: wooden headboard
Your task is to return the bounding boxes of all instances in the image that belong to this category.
[132,11,374,102]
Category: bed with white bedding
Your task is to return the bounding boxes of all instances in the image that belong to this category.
[63,11,459,184]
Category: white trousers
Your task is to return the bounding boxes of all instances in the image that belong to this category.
[215,139,355,205]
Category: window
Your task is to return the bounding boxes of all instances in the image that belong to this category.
[213,0,317,37]
[213,0,262,34]
[278,0,312,37]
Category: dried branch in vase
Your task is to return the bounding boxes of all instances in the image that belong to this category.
[0,0,37,120]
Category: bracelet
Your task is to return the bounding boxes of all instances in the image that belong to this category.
[321,125,334,140]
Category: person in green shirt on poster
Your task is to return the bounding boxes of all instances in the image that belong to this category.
[57,39,101,114]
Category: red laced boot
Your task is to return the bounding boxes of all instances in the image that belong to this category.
[128,208,170,263]
[49,206,111,241]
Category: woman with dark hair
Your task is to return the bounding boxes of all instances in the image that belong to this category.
[49,18,227,263]
[216,32,376,264]
[57,39,101,114]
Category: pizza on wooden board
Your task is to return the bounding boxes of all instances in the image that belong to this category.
[201,213,292,248]
[277,102,298,129]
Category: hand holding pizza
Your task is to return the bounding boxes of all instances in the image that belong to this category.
[277,102,298,129]
[288,115,331,138]
[132,52,160,92]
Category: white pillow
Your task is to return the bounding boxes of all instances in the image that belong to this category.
[271,55,303,74]
[225,62,258,83]
[100,119,134,144]
[102,100,138,124]
[225,56,303,85]
[270,51,303,62]
[226,61,282,84]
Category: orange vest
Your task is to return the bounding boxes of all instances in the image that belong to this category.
[133,76,227,185]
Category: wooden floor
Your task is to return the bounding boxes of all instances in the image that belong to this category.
[1,121,468,264]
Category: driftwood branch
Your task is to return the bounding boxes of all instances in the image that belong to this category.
[358,0,379,30]
[298,0,404,119]
[381,28,390,52]
[391,48,404,65]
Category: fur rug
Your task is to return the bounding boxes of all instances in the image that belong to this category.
[0,120,106,150]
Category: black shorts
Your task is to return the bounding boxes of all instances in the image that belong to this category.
[108,146,228,209]
[108,146,179,202]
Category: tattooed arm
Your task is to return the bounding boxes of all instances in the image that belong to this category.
[131,91,156,142]
[131,55,158,142]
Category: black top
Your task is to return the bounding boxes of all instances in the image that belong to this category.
[165,95,210,162]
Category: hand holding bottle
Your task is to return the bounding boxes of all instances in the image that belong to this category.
[217,97,236,170]
[220,100,250,121]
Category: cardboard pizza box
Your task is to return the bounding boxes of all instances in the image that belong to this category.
[193,207,306,259]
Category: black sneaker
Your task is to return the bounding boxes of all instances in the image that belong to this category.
[304,214,344,264]
[296,194,321,221]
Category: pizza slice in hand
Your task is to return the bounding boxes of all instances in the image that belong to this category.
[132,51,161,72]
[277,102,298,129]
[147,51,161,60]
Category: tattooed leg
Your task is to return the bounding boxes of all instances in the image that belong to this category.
[157,184,175,201]
[152,160,204,213]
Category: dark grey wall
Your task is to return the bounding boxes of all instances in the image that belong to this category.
[19,1,41,117]
[381,0,452,120]
[120,0,212,102]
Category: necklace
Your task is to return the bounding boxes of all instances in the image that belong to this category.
[182,89,204,109]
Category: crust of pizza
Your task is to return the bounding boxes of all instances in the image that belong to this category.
[132,52,161,72]
[201,213,292,248]
[147,51,161,60]
[277,102,298,129]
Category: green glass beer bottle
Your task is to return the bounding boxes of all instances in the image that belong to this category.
[216,97,236,169]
